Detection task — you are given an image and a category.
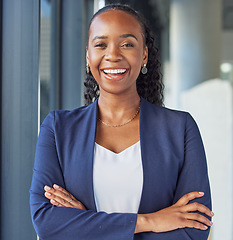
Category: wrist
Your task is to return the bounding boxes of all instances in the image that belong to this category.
[135,214,151,234]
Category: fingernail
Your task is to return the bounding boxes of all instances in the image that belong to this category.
[53,184,59,189]
[209,221,213,226]
[45,186,51,191]
[45,192,51,196]
[211,211,214,216]
[51,199,56,203]
[203,226,208,230]
[199,192,204,195]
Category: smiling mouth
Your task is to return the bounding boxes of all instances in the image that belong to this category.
[103,69,127,74]
[102,68,128,81]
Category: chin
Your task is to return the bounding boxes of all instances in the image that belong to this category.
[100,86,137,97]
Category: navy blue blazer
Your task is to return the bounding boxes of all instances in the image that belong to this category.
[30,97,211,240]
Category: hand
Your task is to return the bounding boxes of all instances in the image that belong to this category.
[44,184,87,210]
[135,192,214,234]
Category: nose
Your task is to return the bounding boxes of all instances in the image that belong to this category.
[104,44,122,62]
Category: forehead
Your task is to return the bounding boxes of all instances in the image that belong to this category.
[89,10,144,37]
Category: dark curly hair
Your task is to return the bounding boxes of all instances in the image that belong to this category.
[84,3,164,106]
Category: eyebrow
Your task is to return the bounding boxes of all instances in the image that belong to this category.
[92,35,108,41]
[92,34,138,42]
[120,34,138,41]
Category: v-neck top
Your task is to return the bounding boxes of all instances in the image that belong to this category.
[93,141,143,214]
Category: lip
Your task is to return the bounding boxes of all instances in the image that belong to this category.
[100,68,129,81]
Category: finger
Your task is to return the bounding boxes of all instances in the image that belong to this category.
[182,202,214,217]
[44,191,54,200]
[185,213,213,227]
[50,199,65,207]
[47,186,73,203]
[51,195,86,210]
[46,191,73,206]
[52,184,77,203]
[44,186,68,201]
[51,185,82,208]
[184,219,209,231]
[53,184,75,200]
[44,190,72,206]
[44,191,65,207]
[44,191,60,202]
[73,200,87,210]
[44,185,53,193]
[44,185,86,210]
[44,185,71,196]
[175,192,205,206]
[45,191,69,208]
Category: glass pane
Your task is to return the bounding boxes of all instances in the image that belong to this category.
[40,0,51,124]
[94,0,105,13]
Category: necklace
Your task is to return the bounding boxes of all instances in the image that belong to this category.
[98,104,140,127]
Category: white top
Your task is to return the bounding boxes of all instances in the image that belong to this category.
[93,141,143,214]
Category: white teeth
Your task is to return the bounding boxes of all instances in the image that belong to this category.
[103,69,127,74]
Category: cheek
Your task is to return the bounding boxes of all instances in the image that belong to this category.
[88,53,102,73]
[88,52,99,67]
[88,52,104,82]
[130,52,144,72]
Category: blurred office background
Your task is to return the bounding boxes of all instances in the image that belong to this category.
[0,0,232,239]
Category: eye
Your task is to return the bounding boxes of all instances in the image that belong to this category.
[121,43,134,48]
[94,42,107,48]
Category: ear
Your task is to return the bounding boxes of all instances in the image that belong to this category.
[86,48,90,65]
[142,46,148,66]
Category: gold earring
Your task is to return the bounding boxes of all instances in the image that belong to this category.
[141,64,148,74]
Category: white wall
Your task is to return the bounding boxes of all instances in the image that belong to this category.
[181,79,233,240]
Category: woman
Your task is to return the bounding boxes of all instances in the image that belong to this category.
[30,4,213,240]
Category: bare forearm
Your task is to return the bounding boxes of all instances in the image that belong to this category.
[135,192,213,234]
[135,214,151,234]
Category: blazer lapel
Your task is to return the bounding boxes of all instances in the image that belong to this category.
[75,100,98,211]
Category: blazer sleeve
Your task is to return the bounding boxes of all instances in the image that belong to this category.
[30,112,137,240]
[171,113,212,239]
[134,112,212,240]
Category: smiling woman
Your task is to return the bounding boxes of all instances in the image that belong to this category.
[30,3,213,240]
[87,10,147,99]
[84,4,163,107]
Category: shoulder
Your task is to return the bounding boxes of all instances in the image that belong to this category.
[41,102,96,129]
[141,97,192,124]
[141,98,199,137]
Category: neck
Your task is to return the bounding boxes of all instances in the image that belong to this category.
[97,92,141,123]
